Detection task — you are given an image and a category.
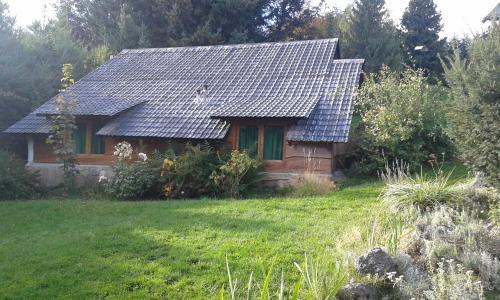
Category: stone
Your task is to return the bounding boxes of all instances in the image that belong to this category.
[338,282,378,300]
[355,248,396,277]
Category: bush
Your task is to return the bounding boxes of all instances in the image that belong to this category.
[105,142,163,200]
[291,173,336,197]
[0,151,43,200]
[161,144,221,199]
[353,67,453,175]
[443,23,500,188]
[211,150,261,198]
[106,143,262,200]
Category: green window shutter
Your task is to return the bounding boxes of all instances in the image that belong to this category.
[264,126,284,160]
[74,124,87,154]
[239,126,258,158]
[91,125,106,154]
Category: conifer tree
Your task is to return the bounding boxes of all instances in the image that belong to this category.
[345,0,403,73]
[401,0,447,78]
[443,23,500,187]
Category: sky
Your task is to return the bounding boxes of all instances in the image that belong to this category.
[4,0,499,38]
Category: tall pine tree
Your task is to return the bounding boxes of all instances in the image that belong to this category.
[345,0,403,73]
[401,0,446,79]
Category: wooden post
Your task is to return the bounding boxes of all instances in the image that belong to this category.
[257,125,264,160]
[85,122,92,154]
[27,136,34,164]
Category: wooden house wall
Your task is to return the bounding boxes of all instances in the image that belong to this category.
[225,119,334,175]
[33,119,339,175]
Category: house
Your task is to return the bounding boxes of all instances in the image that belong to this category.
[4,39,364,186]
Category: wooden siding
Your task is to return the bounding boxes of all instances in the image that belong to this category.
[33,119,337,175]
[226,119,334,174]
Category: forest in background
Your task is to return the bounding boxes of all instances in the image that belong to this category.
[0,0,467,154]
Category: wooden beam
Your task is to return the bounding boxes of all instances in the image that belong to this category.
[85,121,92,154]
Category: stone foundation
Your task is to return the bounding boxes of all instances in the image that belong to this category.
[27,163,346,189]
[261,171,346,188]
[27,163,113,187]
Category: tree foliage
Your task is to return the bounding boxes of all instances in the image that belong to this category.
[60,0,320,51]
[401,0,447,79]
[443,23,500,187]
[344,0,403,72]
[46,64,79,192]
[354,67,452,174]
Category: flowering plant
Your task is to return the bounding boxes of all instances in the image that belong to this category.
[138,152,148,162]
[113,141,133,161]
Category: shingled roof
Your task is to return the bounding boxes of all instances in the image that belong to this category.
[5,39,363,142]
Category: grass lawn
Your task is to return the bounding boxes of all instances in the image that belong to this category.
[0,183,382,299]
[0,165,468,299]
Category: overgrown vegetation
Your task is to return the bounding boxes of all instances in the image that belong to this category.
[105,142,262,200]
[211,150,262,199]
[161,144,221,198]
[380,162,459,212]
[0,150,43,200]
[353,67,452,174]
[376,164,499,299]
[443,22,500,188]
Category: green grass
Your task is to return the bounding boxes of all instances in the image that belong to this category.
[0,181,383,299]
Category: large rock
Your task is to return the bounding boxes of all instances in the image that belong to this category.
[355,248,396,277]
[338,282,378,300]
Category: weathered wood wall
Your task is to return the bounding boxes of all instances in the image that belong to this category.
[33,119,341,175]
[225,119,334,174]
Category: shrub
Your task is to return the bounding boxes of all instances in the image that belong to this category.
[211,150,261,198]
[105,142,163,200]
[291,173,336,197]
[106,161,161,200]
[353,67,453,175]
[442,22,500,188]
[161,144,220,199]
[431,259,484,300]
[398,206,500,292]
[0,151,43,200]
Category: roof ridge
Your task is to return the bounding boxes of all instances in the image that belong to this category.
[120,38,339,54]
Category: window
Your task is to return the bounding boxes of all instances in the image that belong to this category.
[74,124,87,154]
[91,125,106,154]
[239,126,258,158]
[263,126,283,160]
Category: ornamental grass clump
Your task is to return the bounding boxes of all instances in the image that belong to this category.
[380,162,459,212]
[291,173,336,198]
[220,255,347,300]
[291,148,336,197]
